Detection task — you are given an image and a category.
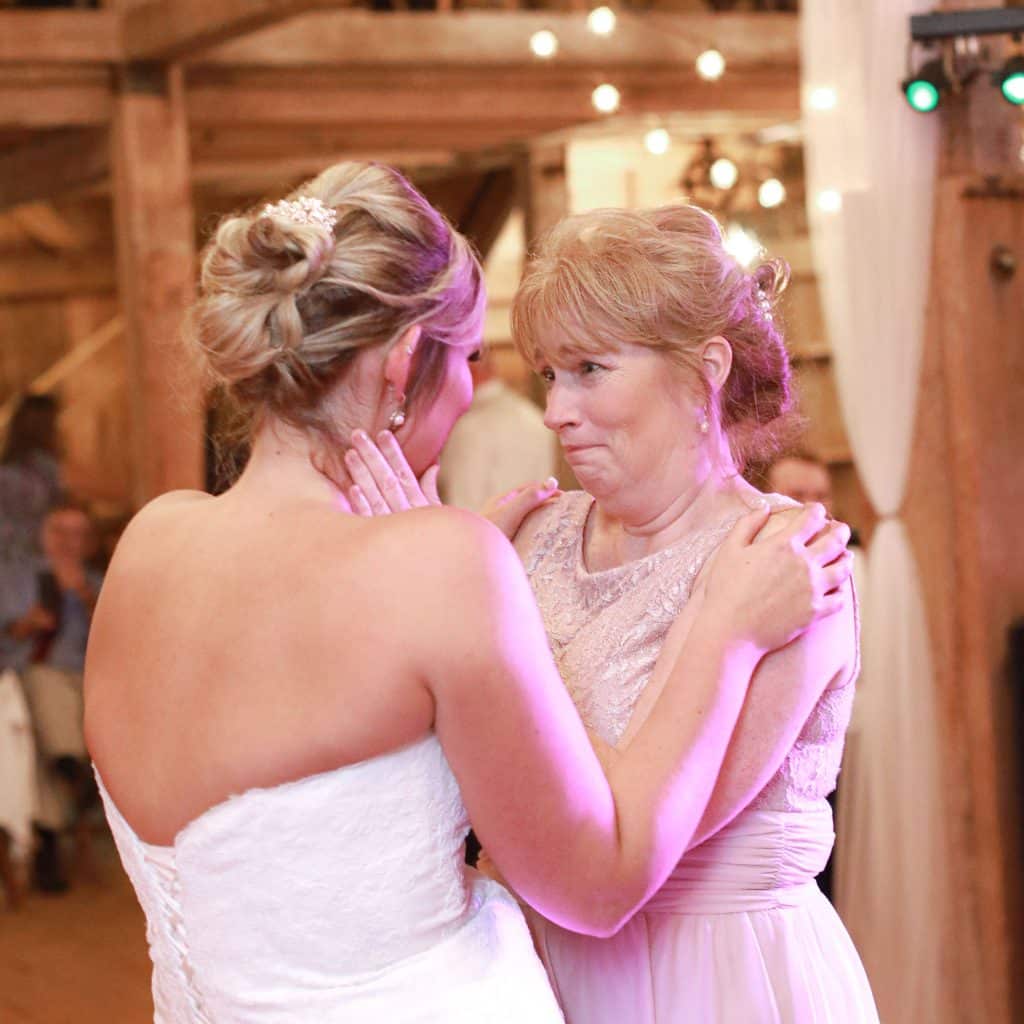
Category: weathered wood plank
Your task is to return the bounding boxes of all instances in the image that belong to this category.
[0,11,121,64]
[123,0,357,63]
[111,64,203,501]
[197,11,798,68]
[0,129,109,210]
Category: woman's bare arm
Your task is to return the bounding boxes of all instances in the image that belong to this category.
[409,503,846,938]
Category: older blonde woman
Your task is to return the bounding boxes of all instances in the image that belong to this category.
[349,204,877,1022]
[84,167,849,1024]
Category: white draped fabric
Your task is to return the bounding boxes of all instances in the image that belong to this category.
[0,669,38,863]
[801,3,949,1021]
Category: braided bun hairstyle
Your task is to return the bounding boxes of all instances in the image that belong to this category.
[512,203,798,467]
[189,162,485,446]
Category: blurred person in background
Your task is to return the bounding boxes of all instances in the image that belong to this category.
[1,502,102,892]
[438,345,556,513]
[0,393,64,564]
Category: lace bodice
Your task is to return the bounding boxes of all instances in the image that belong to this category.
[522,491,855,813]
[97,733,564,1023]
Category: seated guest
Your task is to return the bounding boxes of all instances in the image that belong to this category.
[1,503,102,891]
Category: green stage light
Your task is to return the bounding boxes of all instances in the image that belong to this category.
[995,55,1024,105]
[902,58,949,113]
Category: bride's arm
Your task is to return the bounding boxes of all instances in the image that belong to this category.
[407,502,847,938]
[617,508,857,851]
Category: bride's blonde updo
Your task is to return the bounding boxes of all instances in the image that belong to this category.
[190,161,485,442]
[511,204,797,467]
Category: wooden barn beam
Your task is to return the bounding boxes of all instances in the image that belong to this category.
[197,11,798,69]
[456,167,517,261]
[0,68,112,130]
[111,64,203,502]
[123,0,357,64]
[0,252,115,300]
[185,67,799,128]
[0,129,109,210]
[10,203,89,253]
[0,10,121,64]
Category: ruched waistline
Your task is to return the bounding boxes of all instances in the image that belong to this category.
[641,807,834,917]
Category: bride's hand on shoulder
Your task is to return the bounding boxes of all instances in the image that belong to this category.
[343,429,441,514]
[700,501,853,655]
[342,429,561,538]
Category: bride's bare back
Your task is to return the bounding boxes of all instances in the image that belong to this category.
[85,488,435,846]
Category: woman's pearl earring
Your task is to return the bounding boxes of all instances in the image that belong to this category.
[388,407,406,430]
[698,410,710,435]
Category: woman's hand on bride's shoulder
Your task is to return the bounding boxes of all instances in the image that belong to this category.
[701,501,853,655]
[480,479,561,540]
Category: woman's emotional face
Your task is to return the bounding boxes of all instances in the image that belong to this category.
[539,339,705,503]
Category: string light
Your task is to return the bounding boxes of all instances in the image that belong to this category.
[816,189,842,213]
[696,49,726,81]
[758,178,786,209]
[587,6,617,37]
[530,30,558,60]
[592,83,621,113]
[709,157,738,190]
[723,225,762,268]
[808,86,838,111]
[644,128,671,155]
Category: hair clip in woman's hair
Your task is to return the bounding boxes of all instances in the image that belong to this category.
[262,195,338,234]
[756,286,774,322]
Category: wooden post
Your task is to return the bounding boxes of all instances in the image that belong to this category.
[902,18,1024,1023]
[110,63,203,505]
[517,142,577,489]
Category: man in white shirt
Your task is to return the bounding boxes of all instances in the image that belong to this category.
[439,349,557,513]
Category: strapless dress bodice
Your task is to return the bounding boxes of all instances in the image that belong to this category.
[97,732,563,1023]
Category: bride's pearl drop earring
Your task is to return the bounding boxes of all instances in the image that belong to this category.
[698,409,710,435]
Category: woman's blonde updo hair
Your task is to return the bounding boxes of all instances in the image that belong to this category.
[511,204,797,467]
[189,161,485,446]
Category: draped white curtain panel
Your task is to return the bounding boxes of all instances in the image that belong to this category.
[800,2,950,1020]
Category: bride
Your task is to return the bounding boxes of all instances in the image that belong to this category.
[84,161,851,1023]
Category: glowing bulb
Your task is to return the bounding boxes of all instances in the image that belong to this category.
[644,128,671,155]
[808,86,838,111]
[530,30,558,59]
[723,225,762,268]
[696,49,726,82]
[816,189,842,213]
[709,157,738,190]
[587,6,616,36]
[592,83,621,114]
[758,178,786,209]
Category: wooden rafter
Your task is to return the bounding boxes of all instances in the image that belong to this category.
[197,11,799,69]
[0,11,121,64]
[184,67,799,129]
[122,0,358,63]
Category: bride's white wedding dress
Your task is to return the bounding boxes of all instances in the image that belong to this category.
[97,733,563,1023]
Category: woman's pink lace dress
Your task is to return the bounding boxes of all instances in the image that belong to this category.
[520,491,878,1023]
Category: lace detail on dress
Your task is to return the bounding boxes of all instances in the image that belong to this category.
[96,734,554,1023]
[524,492,741,746]
[522,491,853,808]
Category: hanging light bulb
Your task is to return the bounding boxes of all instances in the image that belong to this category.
[807,86,838,111]
[587,6,617,37]
[758,178,786,209]
[816,189,842,213]
[696,49,726,82]
[592,83,621,114]
[723,225,762,268]
[644,128,671,155]
[709,157,738,190]
[529,30,559,60]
